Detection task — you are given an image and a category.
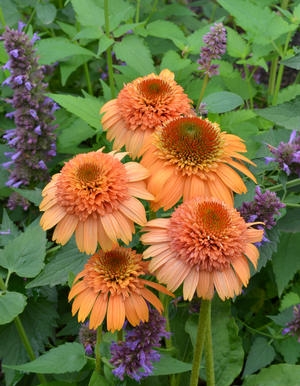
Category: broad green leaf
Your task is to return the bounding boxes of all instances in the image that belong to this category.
[226,27,249,59]
[272,232,300,296]
[274,336,300,364]
[281,53,300,70]
[89,371,111,386]
[36,3,57,25]
[71,0,104,27]
[242,364,300,386]
[242,337,276,376]
[277,84,300,104]
[56,116,96,154]
[97,35,114,55]
[0,294,58,384]
[0,41,8,64]
[146,20,187,49]
[203,91,244,113]
[255,97,300,130]
[152,354,192,375]
[11,187,42,206]
[0,223,46,277]
[4,342,86,374]
[256,228,280,272]
[210,298,244,386]
[218,0,296,45]
[114,35,155,76]
[49,93,102,130]
[186,25,212,54]
[0,292,27,325]
[60,55,93,86]
[277,207,300,233]
[26,238,87,288]
[36,37,96,65]
[0,210,20,247]
[280,292,300,311]
[160,50,192,73]
[109,0,135,32]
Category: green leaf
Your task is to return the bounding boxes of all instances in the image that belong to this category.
[274,336,300,364]
[36,3,57,25]
[277,84,300,104]
[210,298,244,386]
[277,207,300,233]
[89,371,111,385]
[242,337,276,376]
[242,364,300,386]
[60,55,92,86]
[0,292,27,325]
[203,91,244,113]
[160,50,192,73]
[146,20,187,49]
[4,342,86,374]
[218,0,296,45]
[71,0,104,27]
[26,238,87,288]
[256,228,280,272]
[152,353,192,375]
[36,37,96,65]
[272,233,300,296]
[0,223,46,277]
[0,210,20,247]
[281,53,300,70]
[11,188,42,206]
[255,97,300,130]
[56,116,96,154]
[114,35,155,76]
[49,93,102,130]
[226,26,249,59]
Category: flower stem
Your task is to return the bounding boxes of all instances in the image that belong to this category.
[205,301,215,386]
[104,0,116,98]
[0,277,47,384]
[95,325,103,374]
[189,299,211,386]
[268,178,300,192]
[196,74,209,112]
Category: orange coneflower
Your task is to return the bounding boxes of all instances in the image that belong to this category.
[40,150,153,254]
[68,246,174,331]
[100,69,193,159]
[141,116,256,210]
[141,197,264,301]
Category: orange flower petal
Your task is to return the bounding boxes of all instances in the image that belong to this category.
[107,294,126,332]
[52,214,78,245]
[89,294,108,330]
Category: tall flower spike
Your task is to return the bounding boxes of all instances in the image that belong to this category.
[110,307,170,381]
[40,149,154,254]
[100,69,194,159]
[265,130,300,177]
[197,23,227,77]
[141,197,263,301]
[282,304,300,342]
[239,186,285,245]
[68,246,174,331]
[141,116,256,210]
[1,23,57,192]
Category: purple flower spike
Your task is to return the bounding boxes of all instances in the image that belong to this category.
[1,23,57,207]
[110,307,170,381]
[239,186,285,246]
[265,130,300,177]
[282,305,300,342]
[197,23,227,77]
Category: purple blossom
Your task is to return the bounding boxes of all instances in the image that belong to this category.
[78,322,97,356]
[110,307,170,381]
[238,186,285,246]
[265,130,300,177]
[1,24,57,199]
[282,305,300,342]
[197,23,227,77]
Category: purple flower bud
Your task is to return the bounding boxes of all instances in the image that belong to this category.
[282,305,300,342]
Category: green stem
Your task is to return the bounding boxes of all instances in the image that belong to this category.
[267,57,279,103]
[268,178,300,192]
[0,7,6,28]
[204,301,215,386]
[95,325,103,374]
[1,272,48,385]
[83,61,93,95]
[196,74,209,112]
[135,0,141,23]
[104,0,116,98]
[189,299,211,386]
